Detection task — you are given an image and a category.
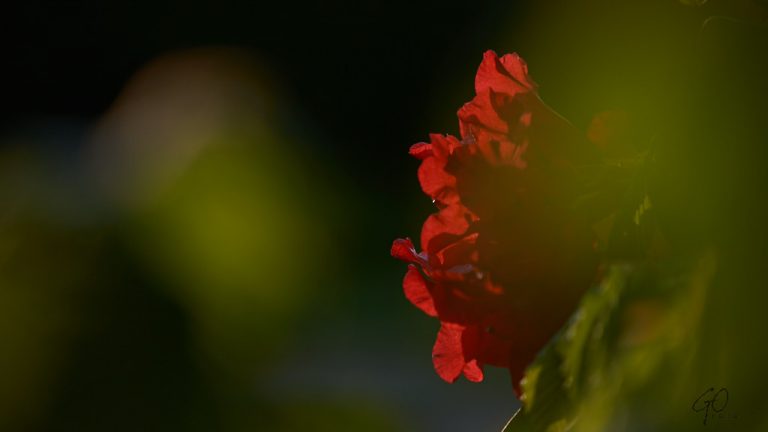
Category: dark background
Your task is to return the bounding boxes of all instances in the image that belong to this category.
[2,1,759,431]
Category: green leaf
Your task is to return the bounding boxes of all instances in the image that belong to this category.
[502,251,722,431]
[502,340,572,431]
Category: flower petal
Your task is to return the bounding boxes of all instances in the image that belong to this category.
[403,265,438,317]
[458,92,509,137]
[437,232,479,270]
[420,205,471,253]
[462,359,484,382]
[428,133,461,159]
[391,238,423,264]
[409,142,433,160]
[475,50,535,96]
[432,322,466,383]
[417,156,457,204]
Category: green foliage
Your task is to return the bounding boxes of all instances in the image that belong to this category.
[679,0,708,6]
[507,14,768,431]
[504,255,718,432]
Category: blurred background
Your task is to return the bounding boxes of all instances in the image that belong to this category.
[2,1,767,431]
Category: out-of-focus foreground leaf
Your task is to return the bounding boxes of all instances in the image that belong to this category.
[506,16,768,432]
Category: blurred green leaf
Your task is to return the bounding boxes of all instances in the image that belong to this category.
[503,252,721,431]
[679,0,707,6]
[504,342,571,431]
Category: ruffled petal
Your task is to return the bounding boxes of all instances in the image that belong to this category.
[432,322,466,383]
[417,156,457,204]
[475,50,535,96]
[433,322,486,383]
[436,232,479,270]
[409,142,433,160]
[458,92,509,137]
[462,359,484,382]
[429,133,461,159]
[403,265,438,317]
[391,238,423,265]
[498,52,536,89]
[420,205,471,253]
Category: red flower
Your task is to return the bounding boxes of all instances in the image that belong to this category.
[392,51,598,395]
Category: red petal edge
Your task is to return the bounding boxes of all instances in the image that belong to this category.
[463,359,484,382]
[403,265,437,317]
[432,322,466,383]
[391,238,421,264]
[409,142,433,160]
